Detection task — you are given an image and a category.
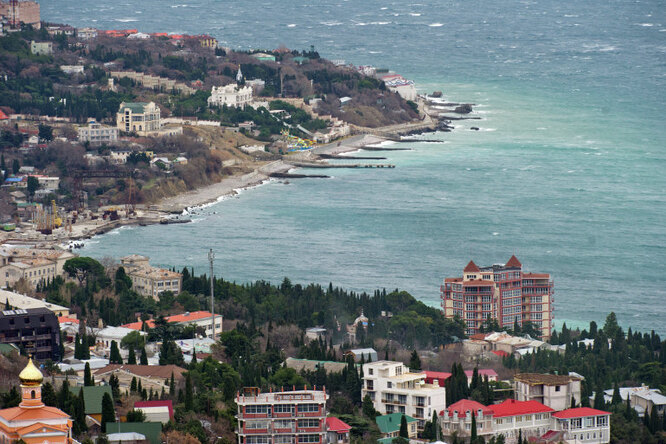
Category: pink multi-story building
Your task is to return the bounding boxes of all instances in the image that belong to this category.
[441,256,554,339]
[236,388,328,444]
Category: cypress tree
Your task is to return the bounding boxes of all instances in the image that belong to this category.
[42,382,58,407]
[471,412,477,442]
[84,362,93,386]
[140,346,148,365]
[593,384,605,410]
[184,373,194,411]
[58,378,71,413]
[399,414,409,438]
[137,379,142,394]
[73,388,87,436]
[409,350,421,371]
[127,347,137,365]
[130,377,137,393]
[101,392,115,432]
[109,340,123,364]
[169,372,176,396]
[611,382,622,405]
[470,367,480,392]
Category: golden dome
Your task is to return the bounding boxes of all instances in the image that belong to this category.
[19,358,43,386]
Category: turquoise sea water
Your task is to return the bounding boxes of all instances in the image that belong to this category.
[41,0,666,334]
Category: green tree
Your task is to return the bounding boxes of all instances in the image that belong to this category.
[139,346,148,365]
[121,331,145,351]
[38,124,53,142]
[72,388,87,436]
[362,394,377,418]
[611,382,622,405]
[127,347,137,365]
[409,350,421,371]
[109,340,123,364]
[42,382,57,407]
[125,409,145,422]
[26,176,39,200]
[84,362,94,386]
[130,377,137,393]
[63,257,105,286]
[471,411,478,442]
[399,414,408,438]
[184,373,194,411]
[12,159,19,175]
[101,392,115,433]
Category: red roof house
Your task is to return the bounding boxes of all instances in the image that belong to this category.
[463,260,481,273]
[441,399,493,418]
[489,399,554,417]
[551,407,609,419]
[424,371,452,387]
[505,255,522,268]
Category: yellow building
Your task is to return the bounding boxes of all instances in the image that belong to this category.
[0,358,74,443]
[116,102,161,136]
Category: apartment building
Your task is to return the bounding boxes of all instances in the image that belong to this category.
[0,308,61,361]
[0,1,41,29]
[514,373,582,411]
[77,119,119,145]
[0,289,70,317]
[236,388,328,444]
[439,399,610,444]
[441,255,554,339]
[116,102,161,136]
[0,258,57,289]
[549,408,611,444]
[362,360,446,430]
[208,84,253,108]
[120,255,182,300]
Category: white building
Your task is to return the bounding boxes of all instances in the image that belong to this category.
[60,65,85,75]
[116,102,161,136]
[550,407,611,444]
[96,326,146,357]
[514,373,582,411]
[0,289,70,317]
[119,255,182,300]
[208,84,253,108]
[362,360,446,430]
[77,120,119,145]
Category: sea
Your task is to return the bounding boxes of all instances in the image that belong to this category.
[40,0,666,335]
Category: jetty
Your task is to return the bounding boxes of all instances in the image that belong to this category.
[289,161,395,169]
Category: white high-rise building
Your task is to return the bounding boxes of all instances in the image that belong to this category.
[362,361,446,430]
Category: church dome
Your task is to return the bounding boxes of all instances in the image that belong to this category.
[19,358,43,386]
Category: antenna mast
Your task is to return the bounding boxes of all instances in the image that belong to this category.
[208,249,215,341]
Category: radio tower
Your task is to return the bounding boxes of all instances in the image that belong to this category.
[208,249,216,341]
[10,0,20,29]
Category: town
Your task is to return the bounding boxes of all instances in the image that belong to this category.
[0,1,665,444]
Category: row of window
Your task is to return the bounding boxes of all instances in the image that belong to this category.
[244,404,321,414]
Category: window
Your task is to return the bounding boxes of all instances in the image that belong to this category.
[274,404,294,414]
[246,437,269,444]
[245,405,269,414]
[274,419,293,428]
[398,406,405,414]
[366,380,374,390]
[298,419,319,428]
[398,395,407,404]
[298,404,320,413]
[387,382,392,389]
[299,435,320,443]
[369,368,373,375]
[584,417,594,427]
[275,436,292,444]
[246,421,269,429]
[597,416,608,426]
[555,386,561,392]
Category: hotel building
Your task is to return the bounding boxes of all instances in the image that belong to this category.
[116,102,161,136]
[236,388,328,444]
[362,361,447,430]
[440,256,554,339]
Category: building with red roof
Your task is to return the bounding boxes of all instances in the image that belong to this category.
[440,256,554,339]
[424,370,452,387]
[489,399,554,441]
[440,399,494,439]
[121,311,222,339]
[325,417,351,444]
[547,407,610,443]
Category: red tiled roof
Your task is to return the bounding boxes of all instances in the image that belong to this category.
[489,399,554,418]
[445,277,462,283]
[58,316,79,324]
[464,260,480,272]
[443,399,493,418]
[505,255,522,268]
[552,407,610,419]
[135,400,173,418]
[492,350,509,358]
[121,319,156,330]
[0,110,8,120]
[167,311,217,323]
[0,405,70,421]
[424,371,452,385]
[326,416,351,432]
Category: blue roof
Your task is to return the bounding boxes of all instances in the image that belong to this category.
[5,178,23,183]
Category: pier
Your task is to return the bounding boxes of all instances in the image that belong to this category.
[289,161,395,169]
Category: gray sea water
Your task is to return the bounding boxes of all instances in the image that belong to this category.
[41,0,666,335]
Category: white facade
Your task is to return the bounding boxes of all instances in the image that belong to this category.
[208,84,253,108]
[551,409,611,444]
[514,373,582,411]
[78,120,119,145]
[362,361,446,430]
